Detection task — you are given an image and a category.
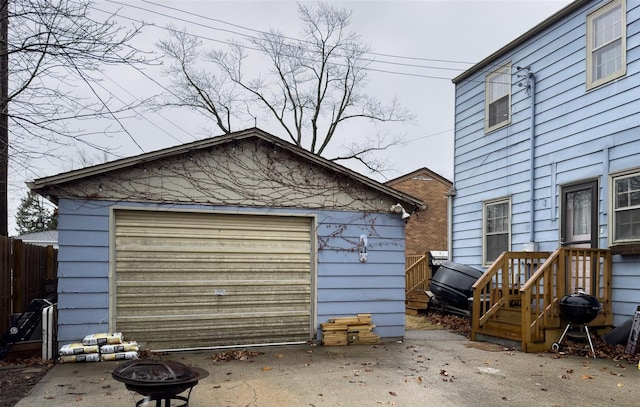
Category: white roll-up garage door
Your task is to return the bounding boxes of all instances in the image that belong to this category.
[113,209,313,350]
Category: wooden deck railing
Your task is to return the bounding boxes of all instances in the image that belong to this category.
[520,247,612,351]
[470,251,549,341]
[405,254,430,294]
[406,254,424,267]
[471,248,612,352]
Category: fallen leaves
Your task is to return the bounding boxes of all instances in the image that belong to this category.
[210,350,265,362]
[424,314,471,336]
[422,313,640,362]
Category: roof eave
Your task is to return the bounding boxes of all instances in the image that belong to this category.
[452,0,590,84]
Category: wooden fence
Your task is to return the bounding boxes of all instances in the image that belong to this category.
[0,236,57,334]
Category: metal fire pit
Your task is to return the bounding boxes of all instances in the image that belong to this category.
[552,290,602,357]
[112,359,209,407]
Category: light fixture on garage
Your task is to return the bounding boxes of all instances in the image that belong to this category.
[390,203,410,220]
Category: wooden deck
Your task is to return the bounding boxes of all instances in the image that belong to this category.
[405,248,614,352]
[470,248,613,352]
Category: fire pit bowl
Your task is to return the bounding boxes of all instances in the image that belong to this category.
[112,359,209,406]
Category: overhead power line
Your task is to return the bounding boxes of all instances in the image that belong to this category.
[137,0,476,66]
[102,0,475,80]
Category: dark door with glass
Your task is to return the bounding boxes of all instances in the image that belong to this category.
[560,180,598,294]
[561,181,598,248]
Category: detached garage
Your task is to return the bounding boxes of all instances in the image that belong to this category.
[29,128,422,351]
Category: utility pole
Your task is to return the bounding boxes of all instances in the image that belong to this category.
[0,0,7,236]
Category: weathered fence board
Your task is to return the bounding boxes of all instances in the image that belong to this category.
[0,236,57,333]
[0,237,11,336]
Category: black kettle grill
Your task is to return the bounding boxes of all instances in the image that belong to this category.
[552,289,602,357]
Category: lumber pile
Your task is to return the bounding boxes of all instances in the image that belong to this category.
[320,314,380,346]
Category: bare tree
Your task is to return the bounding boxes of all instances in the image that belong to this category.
[156,2,414,173]
[5,0,147,164]
[1,0,147,235]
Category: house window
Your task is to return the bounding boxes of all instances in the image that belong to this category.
[483,198,511,265]
[611,171,640,243]
[586,0,626,89]
[485,64,511,132]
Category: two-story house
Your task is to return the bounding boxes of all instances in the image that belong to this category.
[451,0,639,329]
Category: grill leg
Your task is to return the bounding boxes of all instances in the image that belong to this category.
[552,322,573,352]
[584,325,596,358]
[557,322,572,345]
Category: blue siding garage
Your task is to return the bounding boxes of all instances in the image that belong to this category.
[32,129,422,349]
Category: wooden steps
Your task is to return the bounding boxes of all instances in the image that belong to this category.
[406,289,430,315]
[475,306,562,351]
[475,308,523,343]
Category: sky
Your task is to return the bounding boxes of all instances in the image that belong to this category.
[10,0,574,234]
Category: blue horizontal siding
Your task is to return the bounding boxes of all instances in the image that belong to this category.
[58,309,109,325]
[57,293,109,308]
[452,0,640,319]
[56,199,407,345]
[315,208,406,338]
[317,276,403,289]
[58,246,108,263]
[58,262,109,278]
[59,324,109,345]
[58,278,108,293]
[318,249,404,265]
[319,288,404,302]
[58,230,108,246]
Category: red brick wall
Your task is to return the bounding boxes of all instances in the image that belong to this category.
[387,172,450,256]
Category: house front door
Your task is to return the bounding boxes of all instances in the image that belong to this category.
[560,180,598,294]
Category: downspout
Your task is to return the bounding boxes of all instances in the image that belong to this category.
[446,187,456,261]
[527,70,536,245]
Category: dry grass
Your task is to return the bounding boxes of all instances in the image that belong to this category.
[406,313,472,336]
[405,314,442,330]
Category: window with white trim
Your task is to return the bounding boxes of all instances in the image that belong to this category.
[485,63,511,133]
[611,171,640,243]
[586,0,626,89]
[483,198,511,265]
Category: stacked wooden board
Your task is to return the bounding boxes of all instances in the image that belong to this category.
[320,314,380,346]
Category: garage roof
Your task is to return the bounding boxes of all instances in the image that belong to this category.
[28,127,424,211]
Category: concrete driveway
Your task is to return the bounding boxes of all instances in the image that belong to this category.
[15,330,640,407]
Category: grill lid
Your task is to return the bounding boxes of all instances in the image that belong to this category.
[112,360,209,386]
[559,291,602,325]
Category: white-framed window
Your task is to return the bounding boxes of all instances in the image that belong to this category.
[586,0,626,89]
[483,197,511,266]
[610,170,640,244]
[485,63,511,133]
